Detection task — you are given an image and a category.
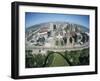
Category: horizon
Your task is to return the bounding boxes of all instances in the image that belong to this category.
[25,12,89,29]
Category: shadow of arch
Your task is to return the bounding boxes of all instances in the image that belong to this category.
[42,52,72,67]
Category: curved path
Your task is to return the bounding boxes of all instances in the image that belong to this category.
[42,52,72,67]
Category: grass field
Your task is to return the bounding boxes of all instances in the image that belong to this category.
[49,53,69,67]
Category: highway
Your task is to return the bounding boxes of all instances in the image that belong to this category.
[26,43,89,51]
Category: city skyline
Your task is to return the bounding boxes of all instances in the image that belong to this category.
[25,12,89,28]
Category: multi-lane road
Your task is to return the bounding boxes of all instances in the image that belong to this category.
[26,43,89,52]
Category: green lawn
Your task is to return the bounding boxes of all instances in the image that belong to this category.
[49,53,69,67]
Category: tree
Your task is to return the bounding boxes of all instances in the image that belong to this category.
[25,50,35,68]
[79,48,89,65]
[64,50,80,66]
[25,50,47,68]
[45,54,54,67]
[34,54,46,67]
[43,51,54,67]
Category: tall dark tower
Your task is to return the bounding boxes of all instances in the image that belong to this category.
[53,24,56,31]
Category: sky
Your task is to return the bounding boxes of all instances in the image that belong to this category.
[25,12,89,28]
